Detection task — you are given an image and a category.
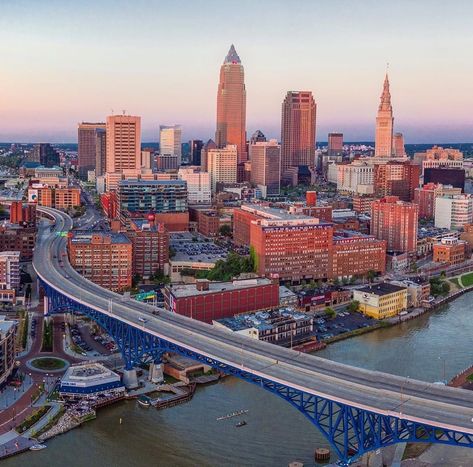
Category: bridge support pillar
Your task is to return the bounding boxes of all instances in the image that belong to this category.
[43,296,49,316]
[122,369,139,389]
[149,363,164,383]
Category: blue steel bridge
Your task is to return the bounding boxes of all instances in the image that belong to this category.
[34,206,473,465]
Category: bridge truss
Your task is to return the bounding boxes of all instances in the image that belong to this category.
[41,280,473,465]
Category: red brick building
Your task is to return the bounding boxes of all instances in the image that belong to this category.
[68,232,132,291]
[0,224,36,260]
[127,219,168,278]
[413,183,462,220]
[331,231,386,277]
[352,196,375,215]
[374,161,420,201]
[163,278,279,323]
[371,196,418,253]
[9,202,36,225]
[100,192,118,219]
[433,238,466,265]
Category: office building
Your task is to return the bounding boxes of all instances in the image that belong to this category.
[328,132,343,156]
[435,194,473,230]
[354,283,407,320]
[375,74,394,157]
[0,252,20,291]
[127,218,169,279]
[95,128,107,177]
[156,154,179,171]
[249,139,281,197]
[0,224,36,261]
[200,139,217,172]
[28,143,60,167]
[178,167,211,204]
[423,167,465,190]
[433,237,466,266]
[9,201,36,226]
[0,316,16,386]
[141,149,153,170]
[414,183,462,220]
[207,145,238,191]
[159,125,182,166]
[414,146,464,173]
[163,278,279,324]
[215,45,247,163]
[106,115,141,174]
[117,179,188,231]
[373,161,420,201]
[336,160,374,195]
[281,91,316,178]
[78,122,106,178]
[189,140,203,166]
[68,232,132,292]
[393,132,405,157]
[371,196,418,253]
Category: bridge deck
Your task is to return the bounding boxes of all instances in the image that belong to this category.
[34,207,473,435]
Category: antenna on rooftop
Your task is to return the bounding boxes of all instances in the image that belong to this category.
[122,109,126,115]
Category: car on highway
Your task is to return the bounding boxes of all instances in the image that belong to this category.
[138,317,147,323]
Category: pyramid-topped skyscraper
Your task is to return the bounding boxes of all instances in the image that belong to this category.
[215,44,247,165]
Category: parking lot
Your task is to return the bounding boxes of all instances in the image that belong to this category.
[313,311,376,341]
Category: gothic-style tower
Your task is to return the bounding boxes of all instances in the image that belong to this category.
[375,73,394,157]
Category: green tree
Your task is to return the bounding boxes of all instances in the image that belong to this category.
[325,307,336,319]
[347,300,360,313]
[219,224,232,237]
[367,270,377,283]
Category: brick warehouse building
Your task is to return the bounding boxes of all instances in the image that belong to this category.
[127,218,169,279]
[68,232,132,291]
[233,204,386,281]
[163,278,279,324]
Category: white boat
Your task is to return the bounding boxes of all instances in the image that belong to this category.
[30,444,47,451]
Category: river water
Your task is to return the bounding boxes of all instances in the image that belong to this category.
[8,295,473,467]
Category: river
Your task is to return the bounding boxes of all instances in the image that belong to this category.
[8,294,473,467]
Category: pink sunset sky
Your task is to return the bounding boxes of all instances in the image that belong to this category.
[1,0,472,143]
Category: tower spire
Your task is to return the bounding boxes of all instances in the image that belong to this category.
[224,44,241,64]
[379,71,392,112]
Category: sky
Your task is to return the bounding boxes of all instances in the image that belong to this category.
[1,0,473,143]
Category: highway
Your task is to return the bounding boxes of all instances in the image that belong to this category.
[33,206,473,437]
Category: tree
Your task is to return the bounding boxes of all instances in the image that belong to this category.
[347,300,360,313]
[325,307,336,319]
[219,224,232,237]
[367,270,377,283]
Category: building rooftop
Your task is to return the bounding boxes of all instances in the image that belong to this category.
[357,282,406,297]
[61,363,120,384]
[70,231,131,244]
[215,308,311,333]
[170,277,273,298]
[118,179,186,187]
[0,316,15,337]
[170,232,228,264]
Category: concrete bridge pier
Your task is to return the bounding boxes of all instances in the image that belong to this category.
[123,369,139,389]
[149,362,164,383]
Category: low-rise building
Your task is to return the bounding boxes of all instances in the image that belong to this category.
[0,224,36,261]
[0,316,16,386]
[164,277,279,323]
[433,237,466,266]
[390,279,431,308]
[213,308,313,346]
[354,283,407,319]
[59,362,124,398]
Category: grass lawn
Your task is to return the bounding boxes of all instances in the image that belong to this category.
[466,373,473,382]
[31,357,66,371]
[460,272,473,287]
[450,278,461,288]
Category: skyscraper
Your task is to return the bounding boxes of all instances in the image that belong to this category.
[95,128,107,177]
[207,145,238,191]
[375,74,394,157]
[215,45,247,163]
[328,132,343,156]
[280,91,317,177]
[393,132,405,157]
[106,115,141,174]
[28,143,60,167]
[159,125,182,166]
[249,140,281,197]
[78,122,106,178]
[189,139,203,166]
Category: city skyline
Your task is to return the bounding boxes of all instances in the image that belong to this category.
[2,0,473,143]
